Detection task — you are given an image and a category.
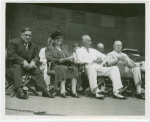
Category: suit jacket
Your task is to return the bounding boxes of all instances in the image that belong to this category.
[107,51,137,77]
[7,38,39,65]
[76,46,107,67]
[45,45,71,63]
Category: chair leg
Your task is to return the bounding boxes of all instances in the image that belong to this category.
[6,84,14,91]
[84,89,91,97]
[120,86,129,94]
[27,86,39,96]
[10,91,16,97]
[105,88,113,97]
[5,83,14,90]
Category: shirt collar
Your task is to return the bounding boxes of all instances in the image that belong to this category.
[20,37,31,45]
[113,50,122,54]
[81,46,90,51]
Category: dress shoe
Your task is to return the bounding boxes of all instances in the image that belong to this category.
[17,88,28,99]
[95,92,105,100]
[113,93,127,100]
[42,88,55,98]
[135,93,145,100]
[71,92,80,98]
[60,93,67,98]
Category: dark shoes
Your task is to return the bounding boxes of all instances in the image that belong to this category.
[60,93,67,98]
[60,92,80,98]
[135,93,145,100]
[71,93,80,98]
[42,88,55,98]
[16,88,28,99]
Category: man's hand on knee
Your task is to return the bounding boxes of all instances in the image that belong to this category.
[29,60,37,69]
[22,60,30,68]
[92,59,103,64]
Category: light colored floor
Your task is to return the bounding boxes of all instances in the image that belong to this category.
[5,92,145,116]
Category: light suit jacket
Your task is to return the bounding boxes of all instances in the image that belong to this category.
[107,51,137,77]
[76,46,107,68]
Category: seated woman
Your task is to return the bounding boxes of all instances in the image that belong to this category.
[45,31,79,98]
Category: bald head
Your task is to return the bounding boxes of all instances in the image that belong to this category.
[81,35,92,48]
[81,35,91,42]
[113,40,122,52]
[97,43,104,53]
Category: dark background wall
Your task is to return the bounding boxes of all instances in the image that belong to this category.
[6,3,145,54]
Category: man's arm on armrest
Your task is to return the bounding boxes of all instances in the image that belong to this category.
[7,40,24,65]
[106,53,118,66]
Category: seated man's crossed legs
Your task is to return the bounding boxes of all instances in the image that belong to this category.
[86,64,126,99]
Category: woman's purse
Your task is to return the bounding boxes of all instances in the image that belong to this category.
[58,61,75,72]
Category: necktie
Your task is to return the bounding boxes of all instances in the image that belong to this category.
[24,43,28,51]
[87,49,89,53]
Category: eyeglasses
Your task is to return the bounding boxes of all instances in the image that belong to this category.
[54,37,63,41]
[23,34,31,38]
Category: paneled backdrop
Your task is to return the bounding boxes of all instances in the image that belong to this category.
[6,3,145,54]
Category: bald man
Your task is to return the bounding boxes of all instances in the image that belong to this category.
[97,43,104,53]
[76,35,126,100]
[107,40,145,100]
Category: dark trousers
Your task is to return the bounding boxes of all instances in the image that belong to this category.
[13,64,47,91]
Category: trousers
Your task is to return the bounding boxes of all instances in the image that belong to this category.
[118,66,142,93]
[86,63,123,94]
[13,64,47,91]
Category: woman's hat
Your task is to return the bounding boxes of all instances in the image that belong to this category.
[51,31,63,40]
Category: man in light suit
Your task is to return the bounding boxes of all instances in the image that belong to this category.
[107,40,145,100]
[76,35,126,99]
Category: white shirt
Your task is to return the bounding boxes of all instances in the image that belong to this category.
[39,47,47,66]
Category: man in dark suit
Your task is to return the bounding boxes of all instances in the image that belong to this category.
[7,28,54,99]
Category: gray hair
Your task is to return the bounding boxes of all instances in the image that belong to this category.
[81,35,91,42]
[113,40,122,45]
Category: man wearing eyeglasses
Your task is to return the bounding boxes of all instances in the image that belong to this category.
[7,28,54,99]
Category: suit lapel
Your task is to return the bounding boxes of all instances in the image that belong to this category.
[54,46,63,58]
[19,39,28,56]
[82,47,92,60]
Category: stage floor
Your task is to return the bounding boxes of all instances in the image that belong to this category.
[5,92,145,116]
